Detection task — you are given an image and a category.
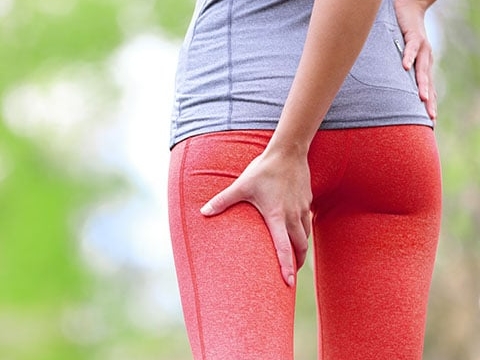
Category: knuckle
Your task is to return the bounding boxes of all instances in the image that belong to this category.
[267,210,284,224]
[276,248,292,267]
[301,207,311,217]
[212,190,227,207]
[235,183,250,198]
[210,193,225,209]
[297,241,309,255]
[406,38,420,52]
[275,241,291,254]
[286,212,301,225]
[274,240,292,259]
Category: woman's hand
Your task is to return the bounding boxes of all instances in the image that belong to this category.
[200,148,312,288]
[394,0,437,120]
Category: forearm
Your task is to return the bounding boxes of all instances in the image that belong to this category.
[265,0,382,156]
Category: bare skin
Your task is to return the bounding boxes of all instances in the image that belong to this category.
[201,0,438,287]
[395,0,438,119]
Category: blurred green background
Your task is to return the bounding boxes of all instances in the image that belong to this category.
[0,0,478,359]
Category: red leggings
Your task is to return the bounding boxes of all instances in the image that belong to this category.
[168,126,442,360]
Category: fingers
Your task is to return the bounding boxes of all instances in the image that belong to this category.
[296,210,312,269]
[402,35,429,97]
[200,182,245,216]
[301,211,312,242]
[426,80,437,120]
[289,214,310,270]
[265,216,297,287]
[265,211,311,288]
[199,154,312,288]
[203,193,309,288]
[403,36,437,120]
[416,45,437,120]
[402,37,420,71]
[202,191,310,288]
[414,42,431,100]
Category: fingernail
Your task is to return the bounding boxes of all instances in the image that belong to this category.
[287,275,295,287]
[200,203,214,216]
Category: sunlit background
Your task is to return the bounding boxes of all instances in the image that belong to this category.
[0,0,479,359]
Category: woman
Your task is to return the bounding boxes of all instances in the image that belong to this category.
[168,0,441,358]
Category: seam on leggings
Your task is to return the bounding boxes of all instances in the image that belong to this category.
[179,138,207,359]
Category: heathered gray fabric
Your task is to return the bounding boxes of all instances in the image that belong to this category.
[170,0,434,148]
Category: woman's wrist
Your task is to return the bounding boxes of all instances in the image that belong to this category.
[264,136,310,160]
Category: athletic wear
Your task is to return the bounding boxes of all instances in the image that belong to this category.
[168,0,442,358]
[168,127,442,359]
[169,0,434,148]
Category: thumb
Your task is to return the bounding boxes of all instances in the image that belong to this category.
[401,37,420,71]
[200,183,245,216]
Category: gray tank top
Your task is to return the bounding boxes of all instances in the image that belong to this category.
[170,0,434,148]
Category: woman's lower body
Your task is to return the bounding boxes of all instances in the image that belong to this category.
[168,125,442,360]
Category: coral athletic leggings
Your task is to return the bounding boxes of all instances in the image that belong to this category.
[168,125,442,360]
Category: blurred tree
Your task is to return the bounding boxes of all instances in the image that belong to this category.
[0,0,159,359]
[0,0,202,355]
[424,0,480,359]
[1,0,479,359]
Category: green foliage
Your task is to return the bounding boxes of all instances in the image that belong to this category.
[0,0,196,356]
[1,0,479,358]
[153,0,195,37]
[0,124,92,305]
[0,0,124,93]
[423,0,480,358]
